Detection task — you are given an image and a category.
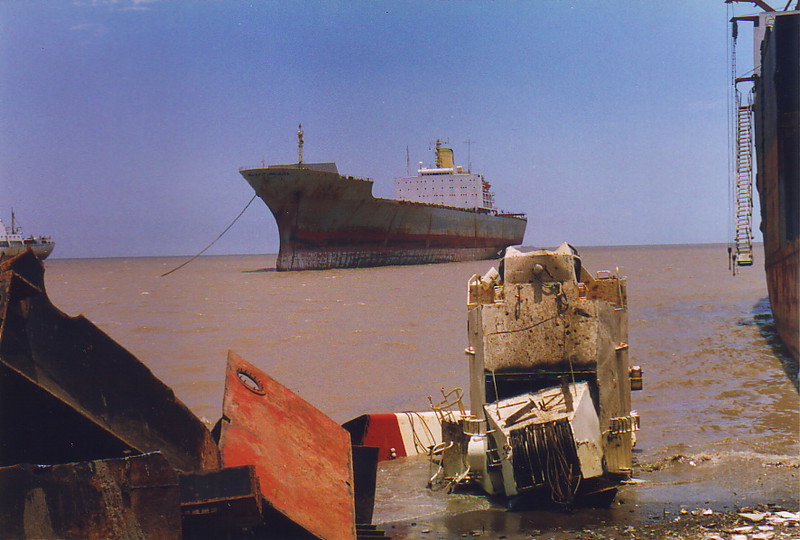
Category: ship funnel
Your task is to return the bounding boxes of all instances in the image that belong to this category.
[436,146,455,169]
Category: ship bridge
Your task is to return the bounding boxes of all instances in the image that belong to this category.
[395,141,496,210]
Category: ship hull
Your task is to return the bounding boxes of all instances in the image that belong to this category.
[0,241,55,261]
[240,167,527,271]
[753,12,799,360]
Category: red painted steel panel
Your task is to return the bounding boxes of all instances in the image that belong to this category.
[359,414,407,461]
[218,351,356,540]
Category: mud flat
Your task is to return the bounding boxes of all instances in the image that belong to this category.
[383,504,800,540]
[373,447,799,539]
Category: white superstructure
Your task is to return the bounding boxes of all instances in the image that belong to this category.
[394,141,496,211]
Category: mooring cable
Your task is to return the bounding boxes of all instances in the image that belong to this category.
[160,194,258,277]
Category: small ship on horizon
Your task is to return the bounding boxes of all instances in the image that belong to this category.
[0,211,55,260]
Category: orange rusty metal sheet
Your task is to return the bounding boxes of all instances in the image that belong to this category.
[218,350,356,540]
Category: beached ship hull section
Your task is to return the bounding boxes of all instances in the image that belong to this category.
[425,244,640,506]
[753,12,799,360]
[0,250,221,472]
[240,166,527,271]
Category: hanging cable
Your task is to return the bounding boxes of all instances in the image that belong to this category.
[727,5,734,256]
[160,194,258,277]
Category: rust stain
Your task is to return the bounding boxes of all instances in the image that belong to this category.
[219,350,356,540]
[0,453,181,539]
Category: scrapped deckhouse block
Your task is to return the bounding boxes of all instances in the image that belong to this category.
[483,382,603,499]
[430,243,641,506]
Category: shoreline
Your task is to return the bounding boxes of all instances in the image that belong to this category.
[383,503,800,539]
[374,454,800,540]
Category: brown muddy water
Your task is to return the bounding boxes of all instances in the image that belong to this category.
[42,244,798,538]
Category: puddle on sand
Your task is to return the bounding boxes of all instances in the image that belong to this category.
[374,453,800,539]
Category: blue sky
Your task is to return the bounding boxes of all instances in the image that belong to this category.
[0,1,764,258]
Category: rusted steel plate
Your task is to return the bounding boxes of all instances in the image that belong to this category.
[278,245,504,271]
[351,445,379,526]
[0,452,181,539]
[218,350,356,540]
[765,239,799,360]
[180,465,264,535]
[0,250,220,472]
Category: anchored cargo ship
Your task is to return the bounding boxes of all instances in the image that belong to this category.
[729,2,799,360]
[240,129,527,271]
[0,211,55,260]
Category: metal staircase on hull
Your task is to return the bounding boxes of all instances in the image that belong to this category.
[734,94,755,266]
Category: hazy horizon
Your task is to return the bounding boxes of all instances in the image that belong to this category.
[43,240,762,262]
[1,1,767,259]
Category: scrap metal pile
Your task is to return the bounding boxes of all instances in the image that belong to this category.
[0,241,643,538]
[343,244,643,509]
[0,250,381,539]
[430,243,642,506]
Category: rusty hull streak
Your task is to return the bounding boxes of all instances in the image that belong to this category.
[0,452,181,539]
[0,250,220,472]
[219,350,356,540]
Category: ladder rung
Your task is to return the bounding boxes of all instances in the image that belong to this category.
[734,95,754,270]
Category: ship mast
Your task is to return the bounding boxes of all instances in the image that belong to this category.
[297,124,304,165]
